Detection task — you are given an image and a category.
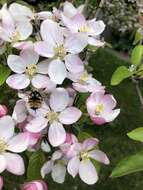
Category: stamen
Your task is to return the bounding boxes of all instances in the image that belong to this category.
[95,104,104,115]
[46,111,59,124]
[26,64,37,76]
[54,45,65,59]
[0,139,8,153]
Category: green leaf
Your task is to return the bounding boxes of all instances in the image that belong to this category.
[111,151,143,178]
[27,150,46,181]
[131,45,143,66]
[91,159,101,174]
[111,66,132,85]
[0,65,11,86]
[133,31,142,45]
[78,131,92,142]
[127,127,143,142]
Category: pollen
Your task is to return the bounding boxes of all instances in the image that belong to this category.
[0,139,8,153]
[80,151,89,160]
[46,111,59,124]
[79,25,90,33]
[26,64,37,76]
[79,72,89,84]
[11,30,21,42]
[54,45,65,59]
[95,104,104,115]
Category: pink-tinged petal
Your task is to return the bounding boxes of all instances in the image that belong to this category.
[0,105,8,117]
[48,59,67,85]
[7,55,26,73]
[88,20,105,36]
[22,180,48,190]
[65,33,88,54]
[63,2,78,18]
[20,49,39,66]
[102,95,117,110]
[17,21,33,40]
[48,122,66,147]
[0,116,14,141]
[89,150,110,165]
[88,37,105,47]
[52,151,63,161]
[67,157,80,178]
[12,100,27,123]
[50,88,69,112]
[0,176,3,190]
[66,143,82,158]
[102,109,120,123]
[79,160,98,185]
[41,160,53,178]
[51,164,66,184]
[26,117,48,133]
[37,60,49,74]
[65,54,84,73]
[4,153,25,175]
[13,41,34,50]
[59,107,82,125]
[37,11,53,20]
[7,132,30,153]
[6,74,30,89]
[0,155,6,173]
[9,3,34,21]
[90,116,106,125]
[35,41,54,58]
[32,74,52,89]
[82,138,99,151]
[40,19,64,45]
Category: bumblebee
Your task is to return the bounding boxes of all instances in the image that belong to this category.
[28,91,43,110]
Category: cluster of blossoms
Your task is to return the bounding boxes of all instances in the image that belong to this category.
[0,1,120,189]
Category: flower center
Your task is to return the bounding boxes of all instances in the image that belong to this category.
[46,111,59,124]
[0,139,8,153]
[80,151,89,160]
[26,64,37,76]
[95,104,104,115]
[79,72,89,84]
[11,30,21,42]
[79,25,90,33]
[54,45,65,59]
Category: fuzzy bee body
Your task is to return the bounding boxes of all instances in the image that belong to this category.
[28,91,43,110]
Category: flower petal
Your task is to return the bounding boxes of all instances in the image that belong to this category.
[41,160,53,178]
[88,20,105,36]
[37,60,49,74]
[6,74,30,89]
[17,21,33,41]
[50,88,69,112]
[89,150,110,165]
[20,49,39,65]
[67,157,80,178]
[48,122,66,147]
[32,74,52,89]
[0,155,6,173]
[51,164,66,184]
[0,116,14,141]
[79,160,98,185]
[48,59,67,85]
[65,54,84,73]
[4,153,25,175]
[82,138,99,151]
[59,107,82,125]
[7,132,30,153]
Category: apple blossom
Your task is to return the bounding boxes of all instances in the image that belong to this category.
[67,138,109,185]
[0,105,8,117]
[35,19,86,84]
[26,88,82,147]
[0,115,30,175]
[41,150,67,184]
[68,70,105,93]
[22,180,48,190]
[6,49,53,89]
[0,176,3,190]
[86,91,120,125]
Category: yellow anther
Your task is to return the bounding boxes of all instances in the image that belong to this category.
[0,139,8,153]
[26,64,37,76]
[95,104,104,115]
[54,45,65,59]
[46,111,59,124]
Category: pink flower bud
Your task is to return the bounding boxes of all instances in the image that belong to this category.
[22,180,48,190]
[0,176,3,190]
[0,105,8,117]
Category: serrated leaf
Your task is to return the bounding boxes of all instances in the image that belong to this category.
[111,151,143,178]
[131,45,143,66]
[111,66,132,85]
[127,127,143,142]
[0,65,11,86]
[27,150,46,181]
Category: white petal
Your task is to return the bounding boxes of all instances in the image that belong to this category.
[67,157,80,178]
[6,74,30,89]
[0,155,6,173]
[79,160,98,185]
[20,49,39,65]
[51,164,66,184]
[89,150,110,165]
[32,74,52,89]
[17,21,33,40]
[7,132,30,153]
[59,107,82,125]
[88,20,105,36]
[48,59,67,85]
[7,55,26,73]
[48,122,66,147]
[0,116,14,141]
[26,117,48,133]
[50,88,69,112]
[41,160,53,178]
[37,60,49,74]
[4,153,25,175]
